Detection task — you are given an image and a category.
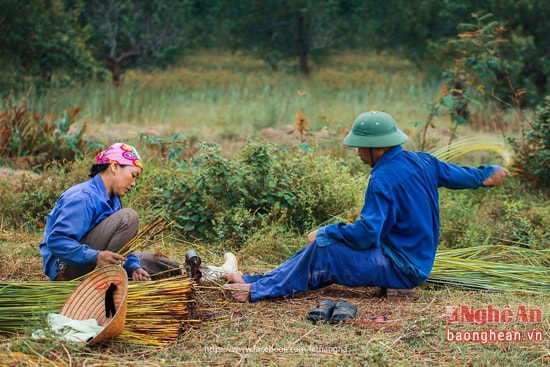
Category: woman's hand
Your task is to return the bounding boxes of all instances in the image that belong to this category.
[132,268,151,281]
[97,250,126,267]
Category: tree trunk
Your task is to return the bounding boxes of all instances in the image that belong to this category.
[110,60,122,86]
[294,10,309,75]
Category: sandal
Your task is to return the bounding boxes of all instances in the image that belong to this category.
[306,299,337,323]
[329,301,357,324]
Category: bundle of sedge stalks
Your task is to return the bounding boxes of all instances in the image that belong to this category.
[431,136,514,167]
[0,217,217,346]
[429,245,550,294]
[0,275,203,346]
[117,215,171,257]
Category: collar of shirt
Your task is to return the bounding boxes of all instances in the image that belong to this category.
[371,145,403,174]
[92,174,121,211]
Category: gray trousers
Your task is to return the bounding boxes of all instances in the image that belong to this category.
[60,208,182,280]
[61,208,139,280]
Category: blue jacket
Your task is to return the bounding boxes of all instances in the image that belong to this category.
[315,145,499,285]
[39,174,141,280]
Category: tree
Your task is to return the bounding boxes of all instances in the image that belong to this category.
[0,0,100,92]
[213,0,346,74]
[80,0,195,85]
[344,0,548,104]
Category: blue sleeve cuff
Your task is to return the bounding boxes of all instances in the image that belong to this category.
[479,165,500,187]
[315,226,332,247]
[63,247,99,268]
[124,253,142,276]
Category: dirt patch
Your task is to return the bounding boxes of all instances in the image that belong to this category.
[261,124,334,146]
[0,166,42,192]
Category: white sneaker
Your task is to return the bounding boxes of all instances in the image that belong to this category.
[202,252,239,281]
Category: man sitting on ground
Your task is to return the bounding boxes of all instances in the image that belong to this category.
[224,111,509,302]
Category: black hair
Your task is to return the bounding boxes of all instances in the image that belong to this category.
[89,163,131,178]
[89,164,110,178]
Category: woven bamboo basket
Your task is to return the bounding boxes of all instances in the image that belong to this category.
[60,265,128,345]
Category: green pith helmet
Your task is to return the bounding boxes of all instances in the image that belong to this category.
[343,111,409,148]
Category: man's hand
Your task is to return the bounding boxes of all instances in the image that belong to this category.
[97,250,126,267]
[132,268,151,281]
[483,167,509,187]
[307,230,317,245]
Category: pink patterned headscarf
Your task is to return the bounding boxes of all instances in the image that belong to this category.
[95,143,144,169]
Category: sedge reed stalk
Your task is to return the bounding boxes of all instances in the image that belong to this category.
[117,215,171,257]
[431,137,514,166]
[429,245,550,294]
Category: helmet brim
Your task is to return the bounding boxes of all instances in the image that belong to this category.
[344,129,409,148]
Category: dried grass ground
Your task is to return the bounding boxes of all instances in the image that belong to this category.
[184,286,549,366]
[1,231,549,366]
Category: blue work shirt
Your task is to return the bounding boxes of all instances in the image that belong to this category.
[316,145,499,285]
[40,174,141,280]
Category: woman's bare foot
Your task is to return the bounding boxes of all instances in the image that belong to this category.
[223,283,251,302]
[224,272,245,284]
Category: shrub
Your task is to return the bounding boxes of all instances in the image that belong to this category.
[438,190,485,248]
[510,95,550,189]
[491,199,550,250]
[152,139,364,247]
[439,180,549,250]
[0,160,88,231]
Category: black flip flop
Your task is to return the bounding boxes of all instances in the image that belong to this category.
[306,299,336,323]
[329,301,357,324]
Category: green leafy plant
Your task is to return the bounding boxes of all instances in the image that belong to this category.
[418,13,509,150]
[0,91,98,168]
[510,95,550,189]
[152,139,362,246]
[0,160,88,230]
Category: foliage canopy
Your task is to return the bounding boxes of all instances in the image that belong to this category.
[0,0,548,105]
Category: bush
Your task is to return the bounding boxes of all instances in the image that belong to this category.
[439,180,549,250]
[0,160,88,231]
[512,96,550,189]
[152,139,364,247]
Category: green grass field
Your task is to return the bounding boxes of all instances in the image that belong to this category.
[1,50,548,366]
[25,50,464,153]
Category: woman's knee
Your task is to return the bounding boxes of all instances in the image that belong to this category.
[117,208,139,231]
[105,208,139,242]
[119,208,139,223]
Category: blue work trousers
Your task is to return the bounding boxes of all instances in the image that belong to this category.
[243,242,416,302]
